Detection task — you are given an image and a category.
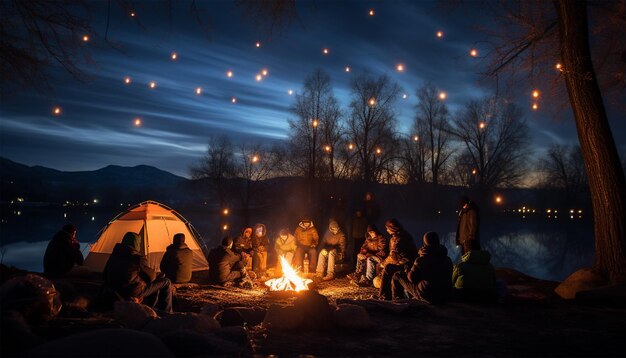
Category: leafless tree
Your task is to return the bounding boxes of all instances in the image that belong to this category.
[190,135,236,208]
[449,97,530,192]
[347,73,401,186]
[479,0,626,284]
[538,144,587,191]
[398,134,428,185]
[413,83,454,185]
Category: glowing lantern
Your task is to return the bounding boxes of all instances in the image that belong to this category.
[134,118,142,127]
[413,135,419,142]
[436,31,443,38]
[255,74,263,81]
[495,196,502,204]
[223,224,228,231]
[149,81,157,89]
[124,76,131,84]
[396,63,404,72]
[251,155,259,163]
[255,42,261,48]
[470,49,478,57]
[261,69,268,76]
[130,11,136,17]
[348,143,354,150]
[52,106,62,116]
[402,93,408,99]
[324,145,331,152]
[368,98,376,106]
[171,52,178,60]
[195,87,202,95]
[532,89,540,98]
[231,97,237,103]
[532,103,538,110]
[375,148,382,155]
[369,9,375,16]
[345,66,351,72]
[82,35,89,42]
[312,119,319,128]
[226,70,233,78]
[439,92,447,100]
[471,169,477,175]
[323,48,329,55]
[223,208,229,215]
[479,122,486,129]
[555,63,563,71]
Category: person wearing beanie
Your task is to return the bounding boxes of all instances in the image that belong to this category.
[349,224,387,287]
[377,219,418,300]
[208,236,253,288]
[104,232,173,312]
[43,224,83,276]
[315,219,347,281]
[391,231,453,304]
[160,233,193,283]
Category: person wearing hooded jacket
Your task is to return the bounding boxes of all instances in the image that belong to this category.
[159,233,193,283]
[234,227,253,269]
[43,224,84,276]
[103,232,173,313]
[452,240,497,302]
[456,196,480,255]
[293,217,319,274]
[208,236,252,288]
[349,224,387,287]
[378,219,418,300]
[315,219,347,281]
[252,223,269,277]
[274,229,297,272]
[392,232,453,304]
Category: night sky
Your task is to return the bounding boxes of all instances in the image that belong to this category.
[1,0,623,177]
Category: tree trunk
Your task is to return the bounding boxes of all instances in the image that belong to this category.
[555,0,626,284]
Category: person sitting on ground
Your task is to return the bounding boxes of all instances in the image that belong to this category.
[315,219,347,281]
[293,217,319,274]
[452,240,496,302]
[43,224,84,276]
[252,223,269,278]
[233,227,253,269]
[378,219,418,300]
[159,233,193,284]
[103,232,173,313]
[349,224,387,287]
[207,236,253,288]
[391,232,453,304]
[274,228,297,274]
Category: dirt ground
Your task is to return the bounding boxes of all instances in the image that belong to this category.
[4,267,626,357]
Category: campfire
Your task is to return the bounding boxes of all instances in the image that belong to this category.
[265,256,312,292]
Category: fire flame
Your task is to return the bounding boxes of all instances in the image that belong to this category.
[265,256,312,292]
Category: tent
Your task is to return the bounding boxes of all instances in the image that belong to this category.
[84,201,209,272]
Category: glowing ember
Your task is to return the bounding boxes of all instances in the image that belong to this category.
[265,256,312,291]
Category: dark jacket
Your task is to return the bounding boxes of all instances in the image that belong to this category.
[386,230,418,266]
[456,201,480,245]
[407,244,453,304]
[103,233,156,299]
[294,221,319,247]
[159,242,193,283]
[252,223,269,253]
[208,245,242,284]
[452,250,496,300]
[321,222,347,260]
[234,231,253,254]
[360,233,387,260]
[43,230,84,276]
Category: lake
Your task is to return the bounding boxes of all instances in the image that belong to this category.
[0,205,594,281]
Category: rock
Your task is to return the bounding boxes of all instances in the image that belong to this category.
[333,303,374,330]
[555,268,607,299]
[216,308,244,327]
[576,284,626,308]
[114,301,157,330]
[0,274,62,323]
[293,291,333,331]
[25,328,173,357]
[214,326,249,346]
[200,303,220,317]
[263,304,304,331]
[143,312,220,337]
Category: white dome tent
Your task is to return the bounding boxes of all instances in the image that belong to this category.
[84,201,209,272]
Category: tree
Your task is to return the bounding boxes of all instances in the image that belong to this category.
[449,97,530,192]
[482,0,626,284]
[413,83,454,185]
[398,134,428,184]
[190,135,236,208]
[233,142,277,224]
[539,144,587,191]
[347,73,401,186]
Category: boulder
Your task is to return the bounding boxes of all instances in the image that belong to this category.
[555,268,607,299]
[263,304,304,331]
[143,312,220,337]
[160,329,243,357]
[114,301,157,330]
[293,291,333,331]
[25,328,173,357]
[333,303,374,330]
[0,274,61,323]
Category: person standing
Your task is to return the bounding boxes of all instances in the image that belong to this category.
[315,219,347,281]
[159,233,193,283]
[104,232,173,313]
[293,217,319,274]
[378,219,418,300]
[392,232,453,304]
[456,196,480,255]
[43,224,83,276]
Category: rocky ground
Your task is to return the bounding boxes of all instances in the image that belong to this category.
[1,266,625,357]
